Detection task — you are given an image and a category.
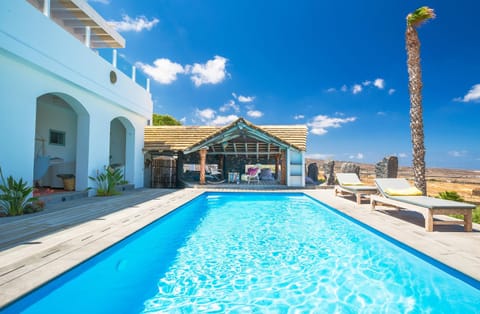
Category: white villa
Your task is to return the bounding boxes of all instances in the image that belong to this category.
[0,1,153,192]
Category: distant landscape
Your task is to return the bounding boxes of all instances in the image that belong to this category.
[307,159,480,205]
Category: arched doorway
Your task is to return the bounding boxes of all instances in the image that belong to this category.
[34,93,89,192]
[109,117,134,184]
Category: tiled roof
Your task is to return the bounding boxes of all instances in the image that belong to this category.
[144,118,307,153]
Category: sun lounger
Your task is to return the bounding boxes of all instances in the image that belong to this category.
[371,178,475,232]
[334,173,378,204]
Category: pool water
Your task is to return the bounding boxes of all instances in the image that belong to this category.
[2,193,479,313]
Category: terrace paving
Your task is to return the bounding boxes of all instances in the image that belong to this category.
[0,188,478,308]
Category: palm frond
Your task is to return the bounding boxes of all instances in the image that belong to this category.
[407,6,435,27]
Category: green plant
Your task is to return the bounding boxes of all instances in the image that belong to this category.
[0,167,38,216]
[438,191,464,202]
[24,200,45,214]
[89,166,124,196]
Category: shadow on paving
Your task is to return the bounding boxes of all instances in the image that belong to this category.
[0,188,179,251]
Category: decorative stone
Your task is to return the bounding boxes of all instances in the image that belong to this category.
[340,162,360,177]
[323,160,335,185]
[375,156,398,178]
[307,163,319,183]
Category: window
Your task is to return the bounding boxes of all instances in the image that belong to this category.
[49,129,65,146]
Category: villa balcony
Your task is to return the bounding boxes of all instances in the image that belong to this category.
[1,0,152,118]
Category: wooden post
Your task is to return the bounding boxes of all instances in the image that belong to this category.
[219,155,224,176]
[199,148,207,185]
[275,155,279,180]
[281,150,287,185]
[176,152,184,188]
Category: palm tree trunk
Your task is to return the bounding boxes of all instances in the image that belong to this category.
[406,25,427,195]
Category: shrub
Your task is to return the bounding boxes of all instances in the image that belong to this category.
[0,167,38,216]
[89,166,124,196]
[438,191,464,202]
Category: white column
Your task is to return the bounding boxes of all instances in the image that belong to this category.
[85,26,91,48]
[43,0,50,17]
[112,49,117,68]
[132,66,136,82]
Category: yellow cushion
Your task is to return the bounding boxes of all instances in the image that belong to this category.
[384,187,422,196]
[342,182,364,186]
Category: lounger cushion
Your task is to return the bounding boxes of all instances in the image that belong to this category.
[342,182,364,186]
[384,187,422,196]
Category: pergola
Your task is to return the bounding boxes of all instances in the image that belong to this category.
[144,118,307,186]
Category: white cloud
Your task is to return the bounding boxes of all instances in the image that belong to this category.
[349,153,364,160]
[362,80,371,86]
[88,0,110,4]
[180,117,187,124]
[306,153,334,160]
[374,78,385,89]
[195,108,216,122]
[448,150,468,157]
[397,153,407,158]
[388,88,396,95]
[247,110,263,118]
[294,114,305,120]
[326,88,336,93]
[211,115,238,125]
[108,15,159,32]
[340,85,348,92]
[455,84,480,102]
[307,115,357,135]
[194,108,238,126]
[377,111,386,116]
[352,84,362,94]
[238,95,255,103]
[138,58,185,84]
[219,100,239,113]
[189,56,228,87]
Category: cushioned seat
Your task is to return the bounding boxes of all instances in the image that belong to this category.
[334,173,378,204]
[371,178,475,232]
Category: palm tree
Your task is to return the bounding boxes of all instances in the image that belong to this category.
[405,6,435,195]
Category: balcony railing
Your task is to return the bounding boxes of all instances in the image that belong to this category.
[98,49,150,92]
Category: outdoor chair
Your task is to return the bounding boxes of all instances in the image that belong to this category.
[246,167,260,184]
[371,178,475,232]
[334,173,378,204]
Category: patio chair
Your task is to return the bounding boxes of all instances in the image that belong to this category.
[246,167,260,184]
[371,178,475,232]
[334,173,378,204]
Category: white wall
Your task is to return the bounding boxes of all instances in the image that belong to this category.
[287,150,305,187]
[36,98,78,163]
[0,2,152,190]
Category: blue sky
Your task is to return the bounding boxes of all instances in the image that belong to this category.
[89,0,480,170]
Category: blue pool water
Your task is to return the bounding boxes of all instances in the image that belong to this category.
[2,193,479,313]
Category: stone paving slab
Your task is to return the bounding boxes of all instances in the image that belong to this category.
[0,188,479,308]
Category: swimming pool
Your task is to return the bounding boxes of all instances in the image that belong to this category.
[2,193,479,313]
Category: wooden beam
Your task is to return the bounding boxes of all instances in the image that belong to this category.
[206,152,277,156]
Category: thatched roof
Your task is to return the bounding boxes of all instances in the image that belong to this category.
[144,118,307,155]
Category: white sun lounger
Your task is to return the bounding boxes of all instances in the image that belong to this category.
[334,173,378,204]
[371,178,475,232]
